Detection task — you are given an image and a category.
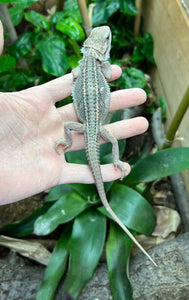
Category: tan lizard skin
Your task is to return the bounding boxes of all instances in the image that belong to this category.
[55,26,157,266]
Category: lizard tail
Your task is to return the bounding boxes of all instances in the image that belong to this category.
[86,140,157,267]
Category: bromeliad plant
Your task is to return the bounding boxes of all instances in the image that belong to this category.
[1,0,189,299]
[1,116,189,299]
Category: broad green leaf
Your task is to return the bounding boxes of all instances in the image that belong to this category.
[142,32,155,64]
[132,33,155,64]
[37,224,72,300]
[0,55,16,72]
[63,0,82,23]
[0,203,52,237]
[125,147,189,185]
[8,1,34,25]
[65,148,88,164]
[56,18,84,41]
[98,184,156,235]
[92,1,119,26]
[50,11,65,25]
[8,4,24,26]
[0,69,37,91]
[34,192,88,235]
[45,184,73,202]
[64,209,106,299]
[106,222,134,300]
[67,54,80,69]
[120,0,137,15]
[67,183,98,202]
[118,67,147,90]
[24,11,50,30]
[0,0,37,3]
[8,31,33,60]
[132,43,144,65]
[36,35,69,76]
[51,0,81,24]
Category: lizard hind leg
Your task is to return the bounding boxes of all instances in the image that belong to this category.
[55,121,84,154]
[100,127,127,180]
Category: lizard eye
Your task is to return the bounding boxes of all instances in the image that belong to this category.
[106,35,110,40]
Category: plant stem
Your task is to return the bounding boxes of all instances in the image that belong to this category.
[0,4,28,70]
[56,0,65,12]
[77,0,92,36]
[68,39,81,58]
[134,0,142,38]
[0,4,18,43]
[162,85,189,149]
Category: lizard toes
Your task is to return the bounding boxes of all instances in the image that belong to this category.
[55,139,70,154]
[114,160,127,180]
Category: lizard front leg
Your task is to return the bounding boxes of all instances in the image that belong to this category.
[101,61,112,79]
[100,127,127,180]
[55,121,84,154]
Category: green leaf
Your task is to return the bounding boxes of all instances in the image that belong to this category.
[64,208,106,299]
[0,0,37,3]
[34,192,88,235]
[98,184,156,235]
[51,0,82,24]
[24,11,50,30]
[158,96,167,121]
[0,55,16,72]
[37,224,72,300]
[8,4,24,26]
[45,184,73,202]
[120,0,137,15]
[142,32,155,64]
[50,11,65,25]
[8,31,33,60]
[67,54,80,69]
[0,69,37,91]
[118,68,147,89]
[132,43,144,65]
[36,35,69,76]
[65,148,88,164]
[92,1,120,26]
[132,33,155,64]
[106,222,134,300]
[0,203,52,237]
[56,18,84,41]
[67,183,98,202]
[125,147,189,185]
[63,0,82,23]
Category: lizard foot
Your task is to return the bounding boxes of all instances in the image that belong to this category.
[55,138,71,154]
[114,160,127,180]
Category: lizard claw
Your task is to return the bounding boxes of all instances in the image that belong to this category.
[114,160,127,180]
[55,138,70,154]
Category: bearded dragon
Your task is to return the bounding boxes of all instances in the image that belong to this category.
[55,26,157,266]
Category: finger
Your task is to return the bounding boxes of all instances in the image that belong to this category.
[59,162,131,185]
[56,116,148,153]
[110,88,146,111]
[57,88,147,122]
[21,65,122,103]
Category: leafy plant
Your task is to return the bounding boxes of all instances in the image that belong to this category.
[0,0,84,91]
[1,0,189,299]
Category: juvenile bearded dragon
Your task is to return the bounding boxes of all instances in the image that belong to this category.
[55,26,157,266]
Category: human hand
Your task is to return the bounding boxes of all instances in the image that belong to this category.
[0,22,148,204]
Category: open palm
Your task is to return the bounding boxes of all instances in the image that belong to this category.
[0,22,148,204]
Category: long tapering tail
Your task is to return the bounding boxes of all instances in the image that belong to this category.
[86,138,157,267]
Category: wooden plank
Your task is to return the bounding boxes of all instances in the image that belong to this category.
[142,0,189,194]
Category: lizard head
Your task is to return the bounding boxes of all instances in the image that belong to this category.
[81,26,111,61]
